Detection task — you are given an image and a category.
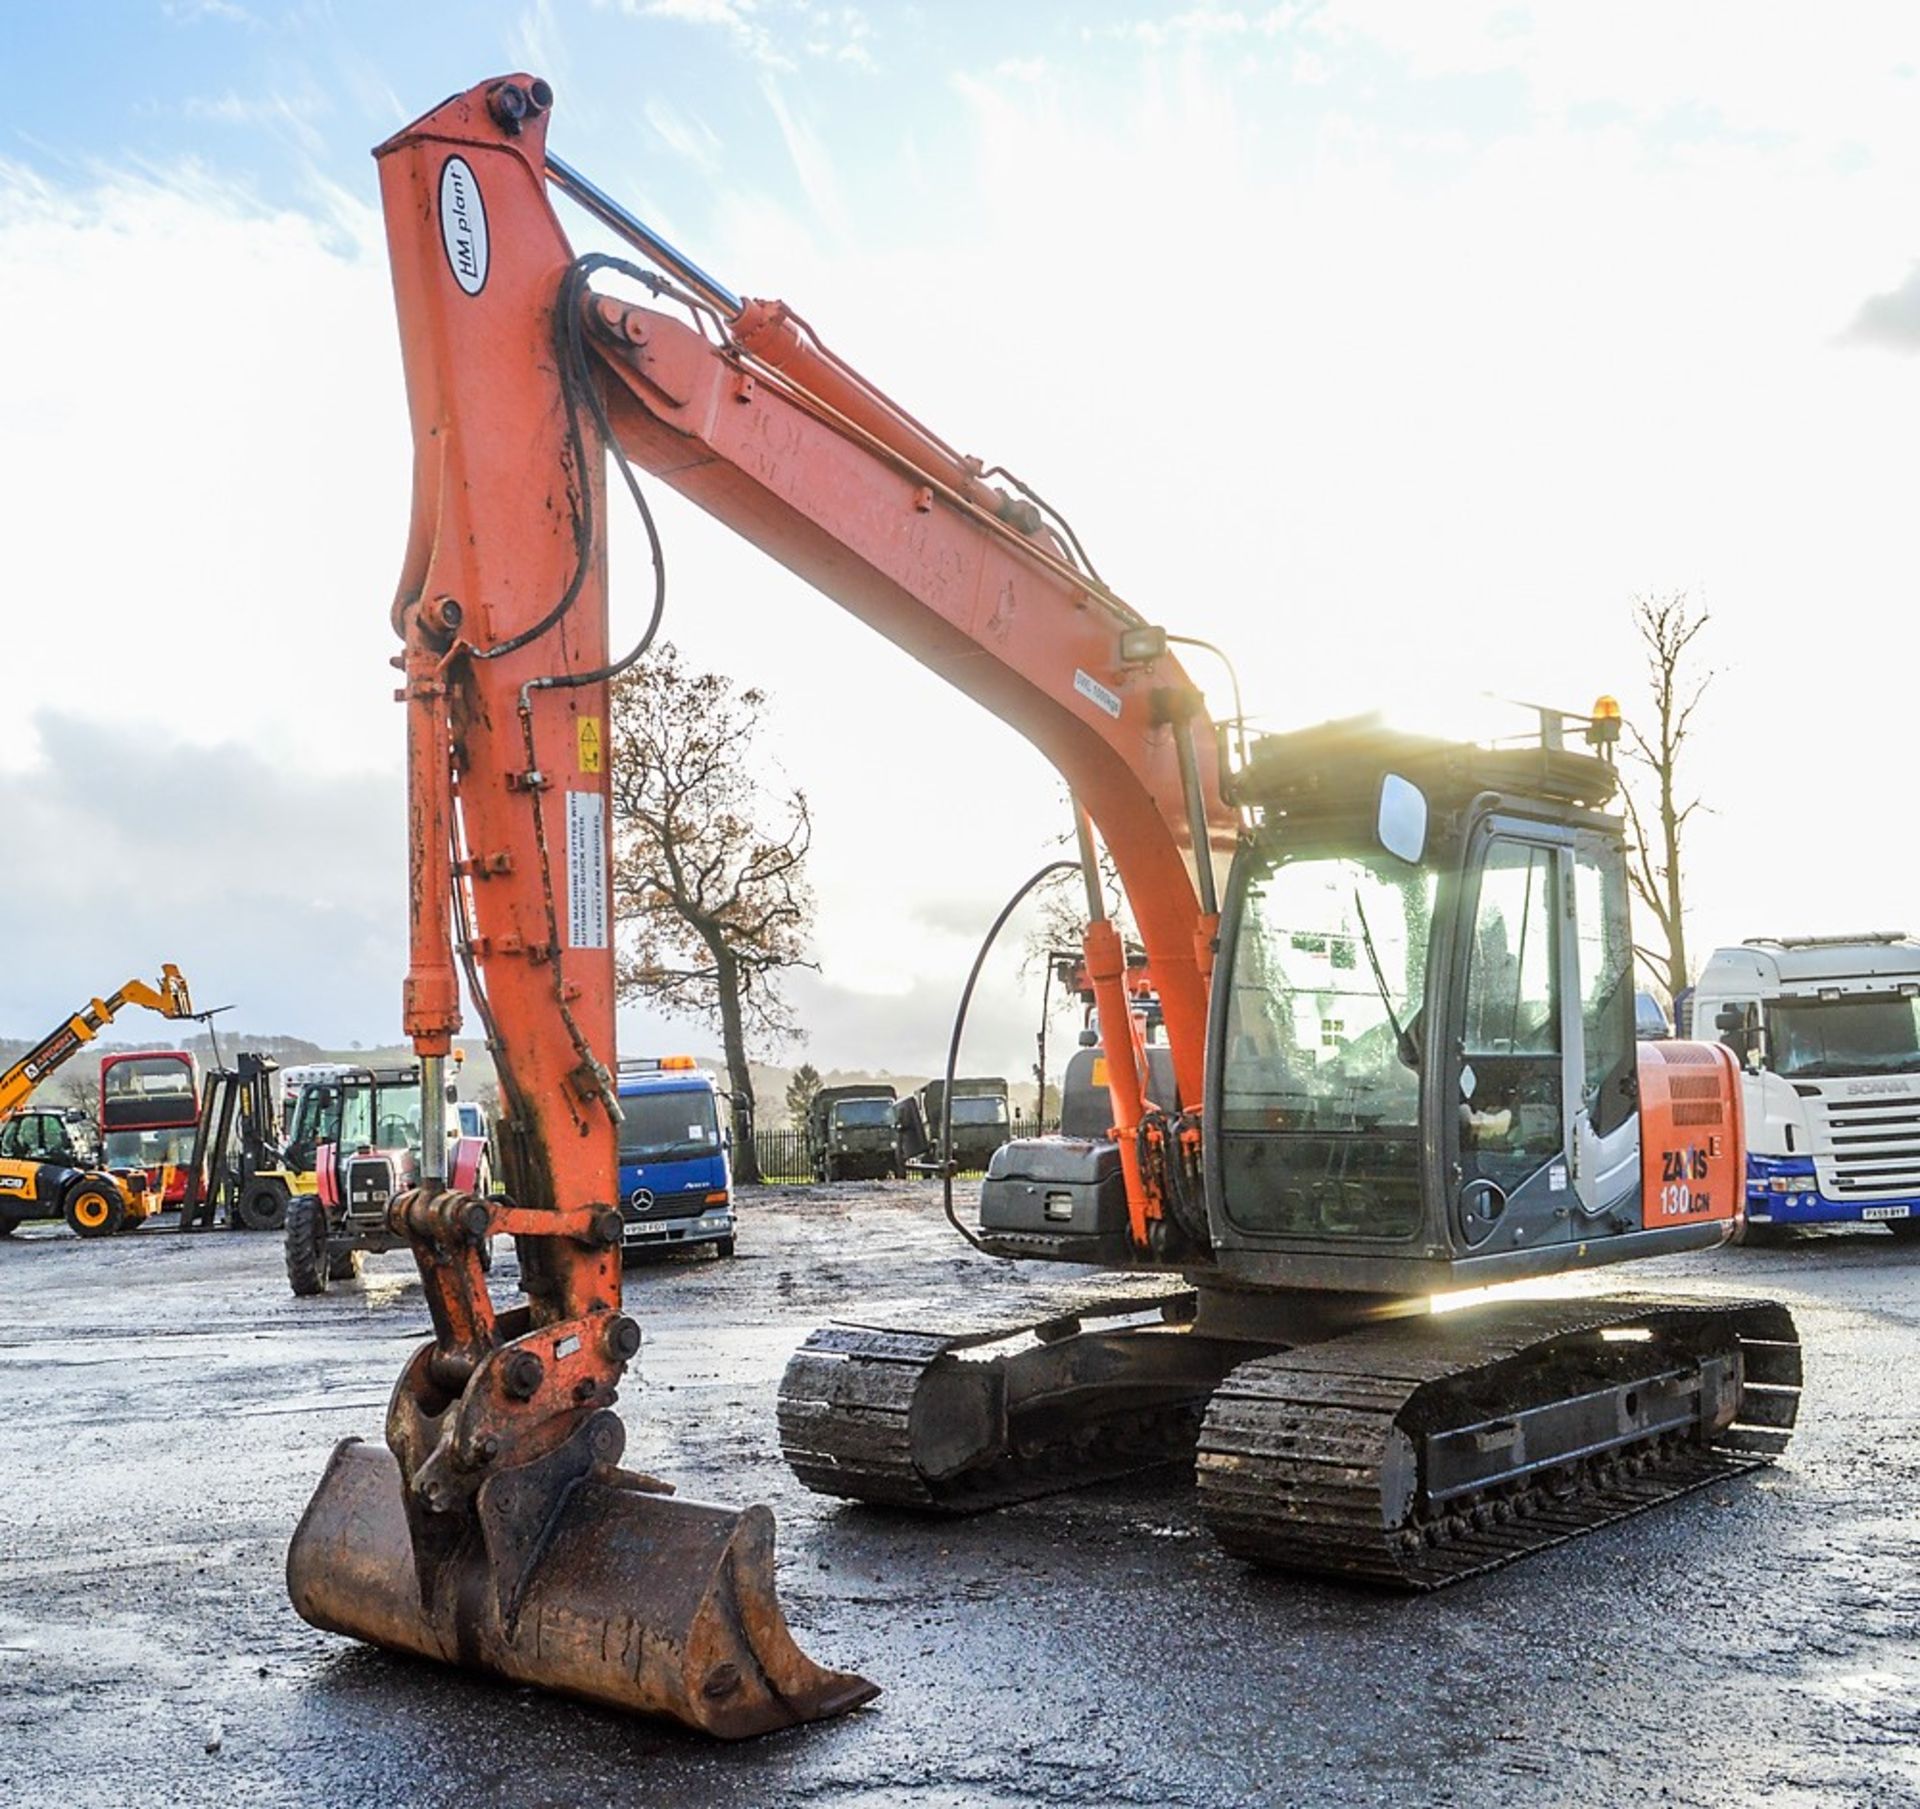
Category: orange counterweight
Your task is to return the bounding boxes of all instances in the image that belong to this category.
[1636,1040,1745,1233]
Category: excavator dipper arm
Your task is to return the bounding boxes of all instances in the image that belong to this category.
[286,76,886,1738]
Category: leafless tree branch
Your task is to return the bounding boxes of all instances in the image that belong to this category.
[609,642,816,1181]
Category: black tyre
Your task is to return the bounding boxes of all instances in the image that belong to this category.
[237,1178,291,1232]
[1886,1219,1920,1244]
[0,1217,15,1237]
[327,1246,365,1284]
[1729,1219,1792,1248]
[284,1196,330,1296]
[65,1181,125,1239]
[715,1236,736,1259]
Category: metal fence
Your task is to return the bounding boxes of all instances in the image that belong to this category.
[746,1115,1059,1184]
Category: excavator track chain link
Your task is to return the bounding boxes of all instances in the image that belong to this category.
[779,1283,1217,1513]
[1196,1292,1801,1589]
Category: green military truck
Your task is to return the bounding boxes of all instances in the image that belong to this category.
[808,1084,901,1181]
[899,1076,1012,1176]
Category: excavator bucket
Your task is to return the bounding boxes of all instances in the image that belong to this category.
[287,1439,877,1739]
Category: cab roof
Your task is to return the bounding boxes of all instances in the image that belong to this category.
[1697,936,1920,997]
[1235,715,1620,823]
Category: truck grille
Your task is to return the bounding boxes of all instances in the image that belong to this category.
[1814,1091,1920,1198]
[346,1155,396,1221]
[623,1187,706,1221]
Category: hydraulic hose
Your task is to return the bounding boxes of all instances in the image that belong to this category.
[936,860,1081,1253]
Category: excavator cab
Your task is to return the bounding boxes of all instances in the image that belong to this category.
[981,718,1741,1292]
[1202,718,1738,1293]
[796,720,1788,1580]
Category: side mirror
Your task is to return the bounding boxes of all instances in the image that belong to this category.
[1376,773,1428,865]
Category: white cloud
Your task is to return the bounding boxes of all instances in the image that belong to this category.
[755,74,848,241]
[180,87,328,156]
[625,0,796,71]
[1312,1,1920,156]
[644,98,725,174]
[162,0,260,27]
[1842,263,1920,355]
[0,159,401,793]
[1091,8,1299,52]
[620,0,879,74]
[0,715,401,1044]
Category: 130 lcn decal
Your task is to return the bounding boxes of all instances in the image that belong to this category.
[1655,1146,1713,1217]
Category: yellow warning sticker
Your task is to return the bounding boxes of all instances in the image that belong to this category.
[577,715,603,774]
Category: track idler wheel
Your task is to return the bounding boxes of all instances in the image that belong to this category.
[287,1437,877,1739]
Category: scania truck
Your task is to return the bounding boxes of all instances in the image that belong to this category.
[1694,933,1920,1241]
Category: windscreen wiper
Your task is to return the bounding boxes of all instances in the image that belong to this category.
[1351,890,1420,1071]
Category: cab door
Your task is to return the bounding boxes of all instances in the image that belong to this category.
[1565,829,1641,1221]
[1449,825,1577,1250]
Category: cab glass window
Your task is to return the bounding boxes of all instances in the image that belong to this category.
[340,1085,374,1151]
[1463,843,1558,1056]
[1217,849,1436,1240]
[1573,839,1635,1134]
[1459,840,1562,1184]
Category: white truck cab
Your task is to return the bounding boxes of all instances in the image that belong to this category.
[1692,933,1920,1238]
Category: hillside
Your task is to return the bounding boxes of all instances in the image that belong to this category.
[1,1033,1047,1129]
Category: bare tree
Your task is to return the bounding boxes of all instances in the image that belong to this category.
[1022,833,1144,1126]
[50,1063,100,1118]
[608,643,815,1183]
[1620,592,1714,1002]
[1021,821,1130,978]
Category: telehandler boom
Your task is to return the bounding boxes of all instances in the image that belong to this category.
[288,75,1799,1737]
[0,966,194,1238]
[0,966,194,1120]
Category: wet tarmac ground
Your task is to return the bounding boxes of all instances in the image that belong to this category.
[2,1184,1917,1808]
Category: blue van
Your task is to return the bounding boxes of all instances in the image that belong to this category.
[615,1057,736,1262]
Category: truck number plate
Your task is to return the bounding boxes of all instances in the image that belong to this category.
[1861,1204,1911,1221]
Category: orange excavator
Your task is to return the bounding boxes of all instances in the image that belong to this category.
[287,74,1800,1737]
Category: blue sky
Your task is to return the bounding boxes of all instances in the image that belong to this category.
[4,3,1919,1073]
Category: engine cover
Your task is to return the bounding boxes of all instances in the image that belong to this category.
[980,1138,1129,1239]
